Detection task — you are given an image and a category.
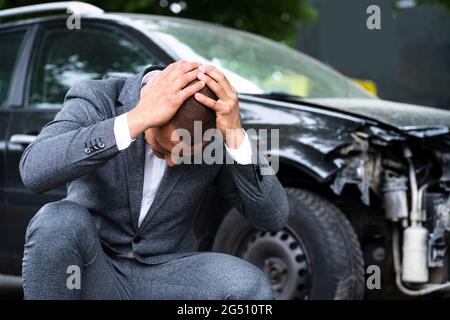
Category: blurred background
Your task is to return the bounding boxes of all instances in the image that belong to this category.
[0,0,448,107]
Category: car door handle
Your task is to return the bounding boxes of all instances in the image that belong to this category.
[9,134,37,145]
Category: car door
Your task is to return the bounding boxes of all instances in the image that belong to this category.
[0,26,29,274]
[4,19,163,275]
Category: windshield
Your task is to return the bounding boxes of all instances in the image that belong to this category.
[129,15,373,99]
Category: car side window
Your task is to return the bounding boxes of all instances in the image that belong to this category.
[30,26,157,108]
[0,31,25,108]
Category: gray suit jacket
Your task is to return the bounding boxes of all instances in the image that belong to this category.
[19,66,289,265]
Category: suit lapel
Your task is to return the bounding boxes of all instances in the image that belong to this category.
[117,65,167,231]
[138,164,187,230]
[124,135,146,231]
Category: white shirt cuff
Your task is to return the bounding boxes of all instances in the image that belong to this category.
[225,130,254,165]
[114,113,135,151]
[141,70,161,87]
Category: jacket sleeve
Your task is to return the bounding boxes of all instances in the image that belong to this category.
[215,152,289,232]
[19,81,122,194]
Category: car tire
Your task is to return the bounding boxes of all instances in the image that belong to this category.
[212,187,365,300]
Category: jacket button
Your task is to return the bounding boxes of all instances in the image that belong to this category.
[133,236,143,244]
[85,147,92,155]
[98,142,105,149]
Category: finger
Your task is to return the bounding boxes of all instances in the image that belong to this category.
[162,60,195,77]
[194,92,219,111]
[177,80,205,102]
[171,69,200,91]
[204,65,230,85]
[201,65,234,96]
[197,73,228,101]
[167,60,190,71]
[165,61,201,84]
[163,61,182,74]
[175,61,201,74]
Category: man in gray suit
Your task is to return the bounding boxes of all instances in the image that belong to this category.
[20,61,289,300]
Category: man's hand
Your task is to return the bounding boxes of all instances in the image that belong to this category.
[127,61,205,139]
[194,65,245,149]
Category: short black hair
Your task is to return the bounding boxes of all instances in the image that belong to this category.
[170,80,217,140]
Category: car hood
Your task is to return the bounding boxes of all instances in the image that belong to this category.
[302,98,450,137]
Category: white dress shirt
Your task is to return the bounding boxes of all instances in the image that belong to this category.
[113,70,253,227]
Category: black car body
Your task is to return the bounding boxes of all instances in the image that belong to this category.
[1,2,449,299]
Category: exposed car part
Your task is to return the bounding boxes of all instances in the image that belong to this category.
[402,225,429,283]
[213,188,365,300]
[401,148,429,284]
[382,172,408,222]
[393,228,450,296]
[427,194,450,270]
[433,193,450,231]
[329,129,450,295]
[385,146,450,293]
[428,227,447,268]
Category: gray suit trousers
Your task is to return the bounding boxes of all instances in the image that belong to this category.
[22,200,273,300]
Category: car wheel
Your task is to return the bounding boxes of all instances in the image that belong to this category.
[212,188,365,300]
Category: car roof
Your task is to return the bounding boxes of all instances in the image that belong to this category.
[0,4,220,31]
[0,2,268,51]
[113,12,227,30]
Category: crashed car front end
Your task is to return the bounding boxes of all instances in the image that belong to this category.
[240,95,450,297]
[331,124,450,295]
